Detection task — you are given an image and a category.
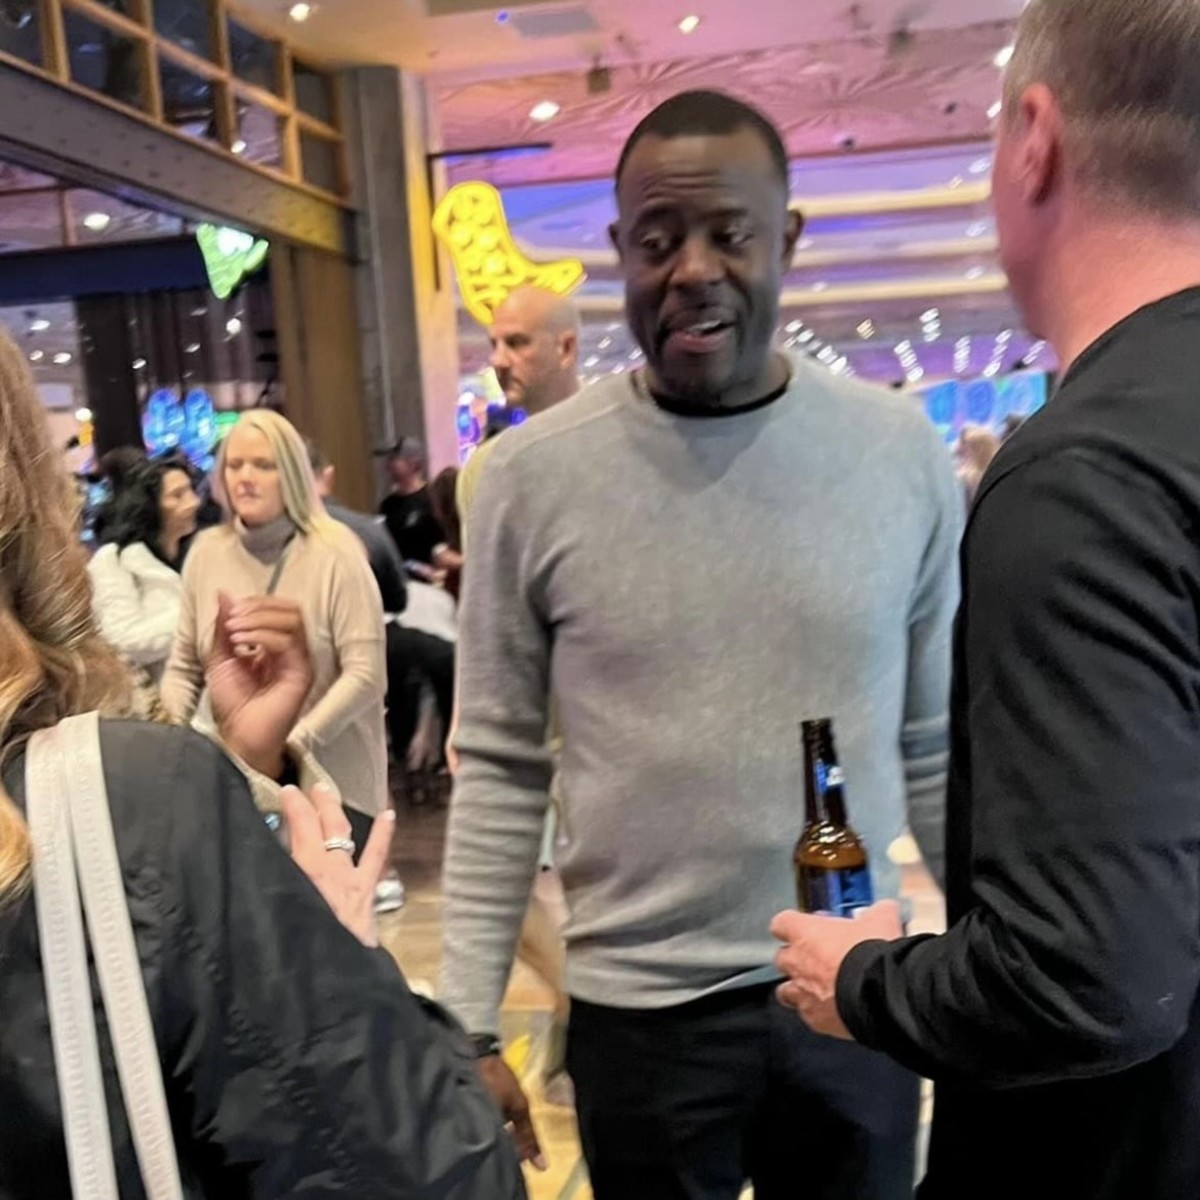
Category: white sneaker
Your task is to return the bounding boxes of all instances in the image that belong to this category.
[374,876,406,914]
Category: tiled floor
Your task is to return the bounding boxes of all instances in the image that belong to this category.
[379,800,945,1200]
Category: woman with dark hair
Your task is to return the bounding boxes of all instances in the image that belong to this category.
[88,457,199,710]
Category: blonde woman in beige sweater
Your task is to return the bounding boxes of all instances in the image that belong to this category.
[161,411,390,842]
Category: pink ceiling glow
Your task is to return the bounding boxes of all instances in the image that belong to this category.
[434,19,1016,186]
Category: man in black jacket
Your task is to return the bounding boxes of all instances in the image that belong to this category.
[307,441,455,786]
[773,2,1200,1197]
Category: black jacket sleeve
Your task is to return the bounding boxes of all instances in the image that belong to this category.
[837,450,1200,1089]
[140,727,523,1198]
[365,525,409,614]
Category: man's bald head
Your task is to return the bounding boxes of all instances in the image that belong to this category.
[489,286,581,415]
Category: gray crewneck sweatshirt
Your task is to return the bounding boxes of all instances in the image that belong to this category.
[443,358,961,1034]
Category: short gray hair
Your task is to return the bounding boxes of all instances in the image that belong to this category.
[1005,0,1200,216]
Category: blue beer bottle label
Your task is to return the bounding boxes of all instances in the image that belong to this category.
[808,865,875,918]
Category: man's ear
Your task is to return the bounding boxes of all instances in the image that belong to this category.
[608,221,624,262]
[783,208,805,270]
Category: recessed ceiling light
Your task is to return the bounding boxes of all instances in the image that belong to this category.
[74,407,92,423]
[966,266,987,280]
[226,316,243,336]
[798,237,814,250]
[796,328,815,344]
[811,280,828,292]
[185,342,201,354]
[785,320,804,334]
[28,350,43,363]
[530,100,561,123]
[920,308,940,324]
[287,2,313,22]
[53,352,72,365]
[948,175,964,189]
[678,15,701,34]
[29,318,50,333]
[599,336,612,349]
[83,211,111,232]
[994,45,1015,68]
[584,355,600,368]
[969,157,992,176]
[988,100,1003,120]
[232,139,247,155]
[856,319,876,339]
[132,357,147,369]
[967,220,990,238]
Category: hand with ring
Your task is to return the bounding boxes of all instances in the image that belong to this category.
[281,783,396,948]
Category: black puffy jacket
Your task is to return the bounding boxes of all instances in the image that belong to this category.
[0,720,525,1199]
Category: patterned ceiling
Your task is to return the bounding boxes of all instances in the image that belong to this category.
[434,19,1016,186]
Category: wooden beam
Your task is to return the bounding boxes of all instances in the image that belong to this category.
[38,0,68,81]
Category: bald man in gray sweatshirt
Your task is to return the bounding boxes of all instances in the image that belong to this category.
[443,91,961,1200]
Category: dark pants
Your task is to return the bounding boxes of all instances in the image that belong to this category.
[385,623,455,763]
[567,983,920,1200]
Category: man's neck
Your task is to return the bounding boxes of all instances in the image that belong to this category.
[525,374,580,416]
[398,478,425,497]
[1033,217,1200,375]
[646,352,790,413]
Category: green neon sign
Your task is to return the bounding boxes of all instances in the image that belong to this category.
[197,223,270,299]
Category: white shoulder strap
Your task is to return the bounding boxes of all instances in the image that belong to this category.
[28,716,120,1200]
[28,713,183,1200]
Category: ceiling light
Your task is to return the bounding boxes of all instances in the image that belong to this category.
[994,45,1015,68]
[906,367,925,383]
[185,342,201,354]
[812,280,828,292]
[786,320,804,334]
[584,355,600,368]
[82,211,111,232]
[29,318,50,333]
[1028,339,1047,361]
[948,175,964,189]
[287,2,313,22]
[895,340,912,354]
[629,348,643,361]
[599,337,612,349]
[983,361,1001,378]
[924,329,940,343]
[798,237,814,250]
[74,407,92,423]
[232,139,247,155]
[967,220,990,238]
[530,100,561,123]
[796,328,815,344]
[678,14,701,34]
[969,156,992,176]
[920,308,940,325]
[53,352,72,365]
[988,100,1003,120]
[966,266,987,280]
[132,357,147,370]
[28,350,43,363]
[226,316,243,336]
[856,319,875,339]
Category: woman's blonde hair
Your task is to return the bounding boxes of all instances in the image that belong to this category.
[0,333,132,903]
[214,409,333,536]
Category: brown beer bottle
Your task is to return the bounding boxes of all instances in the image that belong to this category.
[794,718,875,917]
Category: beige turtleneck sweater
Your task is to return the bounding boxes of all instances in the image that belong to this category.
[161,515,389,816]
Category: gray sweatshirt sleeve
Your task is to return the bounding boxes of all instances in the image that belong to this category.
[900,431,962,891]
[442,450,555,1035]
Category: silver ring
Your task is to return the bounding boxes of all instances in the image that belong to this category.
[323,837,355,855]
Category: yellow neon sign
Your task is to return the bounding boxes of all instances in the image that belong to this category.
[432,181,587,327]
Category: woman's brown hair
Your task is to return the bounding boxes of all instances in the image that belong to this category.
[0,332,131,902]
